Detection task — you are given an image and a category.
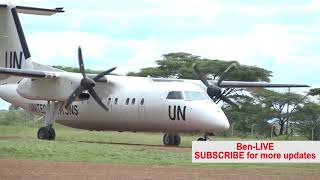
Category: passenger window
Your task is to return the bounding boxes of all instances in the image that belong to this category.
[114,98,118,105]
[107,97,112,106]
[166,91,183,100]
[132,98,136,105]
[126,98,130,105]
[140,98,144,105]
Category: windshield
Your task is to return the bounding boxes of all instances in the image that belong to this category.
[166,91,212,101]
[166,91,184,100]
[184,91,211,101]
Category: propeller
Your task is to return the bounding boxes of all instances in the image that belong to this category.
[64,47,117,111]
[193,63,241,109]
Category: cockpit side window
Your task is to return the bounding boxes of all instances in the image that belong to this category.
[166,91,183,100]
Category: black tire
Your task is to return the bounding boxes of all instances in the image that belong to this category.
[37,127,49,140]
[197,137,206,141]
[163,133,173,145]
[173,133,181,146]
[48,128,56,140]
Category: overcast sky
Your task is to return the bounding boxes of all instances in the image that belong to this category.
[0,0,319,109]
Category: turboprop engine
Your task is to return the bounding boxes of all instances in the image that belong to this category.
[16,74,82,101]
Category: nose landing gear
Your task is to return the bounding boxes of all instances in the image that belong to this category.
[163,133,181,146]
[197,132,214,141]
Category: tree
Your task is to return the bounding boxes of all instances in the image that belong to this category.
[308,88,320,96]
[252,89,307,136]
[52,66,104,74]
[128,52,272,82]
[223,94,274,136]
[292,103,320,140]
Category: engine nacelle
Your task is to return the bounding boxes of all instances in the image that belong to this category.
[17,75,81,101]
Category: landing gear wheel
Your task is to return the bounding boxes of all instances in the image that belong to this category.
[37,127,55,140]
[37,127,49,140]
[173,133,181,145]
[163,133,181,146]
[163,133,172,145]
[197,133,212,141]
[48,127,56,140]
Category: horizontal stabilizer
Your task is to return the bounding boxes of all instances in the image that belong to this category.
[0,67,59,79]
[0,4,64,16]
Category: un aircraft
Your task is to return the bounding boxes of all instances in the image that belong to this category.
[0,4,309,146]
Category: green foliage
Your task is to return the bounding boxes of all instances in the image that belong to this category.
[0,110,35,126]
[251,89,306,136]
[53,66,104,74]
[223,94,273,137]
[292,103,320,140]
[128,52,272,82]
[308,88,320,96]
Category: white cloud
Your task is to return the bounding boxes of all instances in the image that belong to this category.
[27,31,164,74]
[28,32,109,66]
[145,0,223,18]
[176,23,317,67]
[238,0,320,16]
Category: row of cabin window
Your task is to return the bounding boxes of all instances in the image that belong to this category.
[106,97,145,106]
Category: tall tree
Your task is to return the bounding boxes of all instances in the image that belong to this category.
[128,52,272,82]
[223,94,274,136]
[252,89,307,136]
[292,103,320,140]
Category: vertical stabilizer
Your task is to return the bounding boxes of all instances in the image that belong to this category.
[0,4,64,83]
[0,4,32,70]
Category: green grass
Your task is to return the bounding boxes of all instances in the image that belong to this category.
[0,123,319,171]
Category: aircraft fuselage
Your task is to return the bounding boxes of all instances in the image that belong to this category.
[0,75,230,133]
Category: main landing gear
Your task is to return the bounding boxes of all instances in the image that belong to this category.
[37,101,63,140]
[37,126,55,140]
[163,133,181,146]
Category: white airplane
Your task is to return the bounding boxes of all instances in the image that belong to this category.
[0,4,309,146]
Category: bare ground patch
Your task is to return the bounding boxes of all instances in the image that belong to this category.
[0,159,319,180]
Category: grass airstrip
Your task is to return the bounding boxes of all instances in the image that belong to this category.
[0,123,319,172]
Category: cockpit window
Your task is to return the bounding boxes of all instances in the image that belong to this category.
[184,91,205,101]
[202,92,212,101]
[166,91,183,100]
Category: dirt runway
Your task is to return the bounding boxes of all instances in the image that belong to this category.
[0,159,319,180]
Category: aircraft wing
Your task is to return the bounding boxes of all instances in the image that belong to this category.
[216,81,309,88]
[151,78,309,88]
[0,67,59,79]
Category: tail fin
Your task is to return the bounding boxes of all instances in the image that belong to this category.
[0,4,63,82]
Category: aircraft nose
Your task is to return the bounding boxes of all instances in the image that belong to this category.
[203,103,230,132]
[190,102,230,132]
[215,110,230,131]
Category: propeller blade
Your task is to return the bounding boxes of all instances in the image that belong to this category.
[65,86,85,109]
[193,63,210,87]
[88,88,109,111]
[78,46,86,78]
[219,95,242,109]
[217,63,237,85]
[93,67,117,82]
